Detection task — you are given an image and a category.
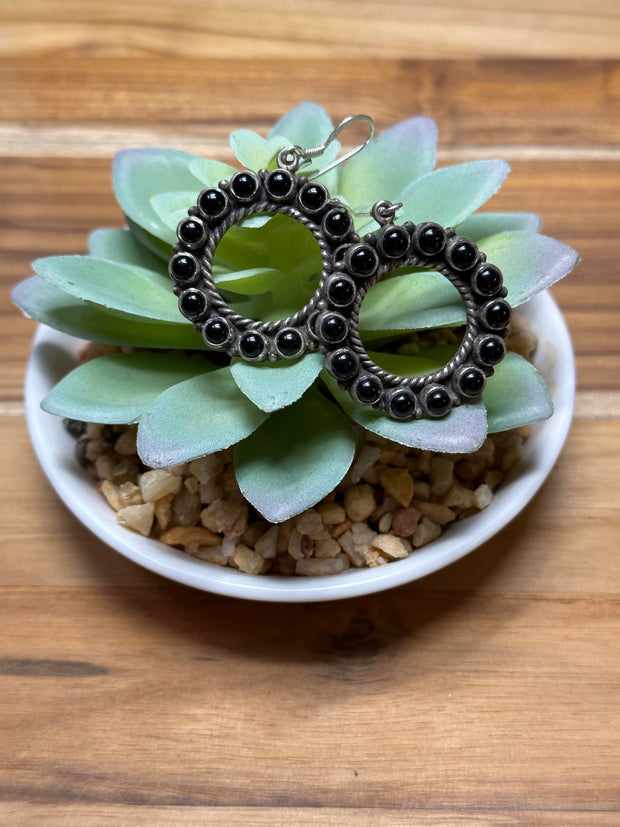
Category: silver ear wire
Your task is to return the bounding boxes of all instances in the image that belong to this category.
[276,114,375,180]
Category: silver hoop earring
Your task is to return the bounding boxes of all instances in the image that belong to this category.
[169,116,374,363]
[319,202,511,420]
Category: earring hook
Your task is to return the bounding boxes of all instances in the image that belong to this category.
[277,114,375,180]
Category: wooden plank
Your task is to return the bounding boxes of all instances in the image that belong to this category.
[0,803,618,827]
[0,587,617,811]
[1,0,620,59]
[0,58,619,148]
[1,415,619,594]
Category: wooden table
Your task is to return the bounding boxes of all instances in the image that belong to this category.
[1,3,618,824]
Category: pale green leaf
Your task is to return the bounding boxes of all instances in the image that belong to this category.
[231,352,323,412]
[234,388,356,522]
[339,117,437,209]
[33,255,180,323]
[151,191,199,232]
[364,347,457,378]
[478,231,579,306]
[12,276,206,349]
[125,217,172,261]
[113,148,203,245]
[41,352,212,424]
[484,352,553,433]
[268,102,334,149]
[322,372,487,453]
[188,158,239,185]
[88,228,168,273]
[214,266,285,296]
[359,270,466,334]
[395,160,510,230]
[229,130,288,171]
[137,367,269,467]
[456,212,541,240]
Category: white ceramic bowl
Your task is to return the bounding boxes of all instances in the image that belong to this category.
[25,292,574,602]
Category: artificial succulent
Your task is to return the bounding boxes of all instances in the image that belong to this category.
[13,102,578,522]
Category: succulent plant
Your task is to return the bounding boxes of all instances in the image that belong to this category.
[13,102,578,523]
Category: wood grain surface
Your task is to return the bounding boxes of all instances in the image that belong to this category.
[0,2,618,825]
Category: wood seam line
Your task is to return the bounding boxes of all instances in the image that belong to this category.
[1,391,619,419]
[0,125,620,161]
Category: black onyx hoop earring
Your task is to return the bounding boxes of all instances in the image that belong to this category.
[319,201,511,420]
[169,116,374,363]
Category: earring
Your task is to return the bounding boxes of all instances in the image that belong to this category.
[168,116,374,363]
[319,201,511,420]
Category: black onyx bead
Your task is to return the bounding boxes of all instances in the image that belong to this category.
[416,223,446,256]
[170,253,197,282]
[299,183,328,213]
[389,390,416,419]
[265,170,295,200]
[180,290,207,318]
[230,172,259,201]
[276,329,303,357]
[425,387,452,417]
[198,188,228,219]
[319,313,348,343]
[379,226,410,259]
[347,244,379,278]
[323,208,352,241]
[178,218,205,246]
[354,376,382,405]
[472,264,502,296]
[458,367,486,397]
[329,349,358,380]
[483,299,511,329]
[203,318,230,346]
[239,332,265,359]
[478,336,506,365]
[327,277,356,307]
[447,238,478,271]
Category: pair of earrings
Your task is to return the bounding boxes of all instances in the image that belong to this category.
[168,116,511,422]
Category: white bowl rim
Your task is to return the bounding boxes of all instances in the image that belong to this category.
[24,291,575,602]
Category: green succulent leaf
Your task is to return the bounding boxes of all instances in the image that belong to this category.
[456,212,542,239]
[215,266,285,296]
[113,148,203,245]
[88,228,168,273]
[479,231,579,306]
[364,347,457,377]
[268,102,333,150]
[395,160,511,231]
[150,191,200,232]
[359,270,466,335]
[322,372,487,453]
[12,276,206,349]
[234,388,356,522]
[188,158,239,185]
[484,352,553,433]
[339,117,437,208]
[124,217,172,261]
[41,352,211,424]
[33,255,180,323]
[229,130,288,171]
[137,366,269,467]
[231,352,324,412]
